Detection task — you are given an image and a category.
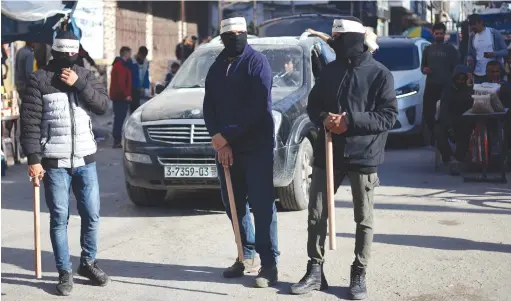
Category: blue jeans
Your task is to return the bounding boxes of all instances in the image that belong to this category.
[217,148,280,267]
[112,100,130,144]
[43,162,100,272]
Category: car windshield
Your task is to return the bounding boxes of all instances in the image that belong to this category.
[170,44,304,93]
[258,18,336,37]
[372,43,420,71]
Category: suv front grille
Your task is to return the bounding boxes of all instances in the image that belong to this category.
[158,155,216,165]
[146,123,211,145]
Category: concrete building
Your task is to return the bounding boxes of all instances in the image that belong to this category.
[74,0,211,84]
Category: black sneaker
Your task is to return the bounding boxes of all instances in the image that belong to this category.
[222,258,260,278]
[56,270,73,296]
[348,265,367,300]
[77,260,110,286]
[112,142,122,149]
[290,260,328,295]
[254,265,278,288]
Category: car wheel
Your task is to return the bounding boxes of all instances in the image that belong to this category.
[277,138,313,211]
[126,181,167,206]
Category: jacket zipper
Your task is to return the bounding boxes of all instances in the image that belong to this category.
[69,94,75,168]
[226,62,232,76]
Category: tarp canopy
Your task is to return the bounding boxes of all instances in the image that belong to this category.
[1,1,77,45]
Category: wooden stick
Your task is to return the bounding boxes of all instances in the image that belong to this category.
[33,184,42,278]
[224,167,244,261]
[325,131,336,250]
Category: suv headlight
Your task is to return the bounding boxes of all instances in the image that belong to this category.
[123,109,146,142]
[272,110,282,138]
[396,82,420,99]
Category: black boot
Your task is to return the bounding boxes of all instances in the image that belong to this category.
[254,265,278,288]
[348,265,367,300]
[77,260,110,286]
[290,260,328,295]
[56,270,73,296]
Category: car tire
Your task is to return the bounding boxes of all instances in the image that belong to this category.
[126,182,167,206]
[277,138,313,211]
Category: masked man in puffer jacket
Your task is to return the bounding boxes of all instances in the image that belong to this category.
[289,17,397,300]
[20,31,110,296]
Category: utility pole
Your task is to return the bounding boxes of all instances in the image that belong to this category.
[253,0,257,27]
[181,0,186,39]
[291,0,295,15]
[218,0,223,35]
[350,1,354,16]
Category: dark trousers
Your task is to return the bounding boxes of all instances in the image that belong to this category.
[435,121,475,163]
[216,149,279,267]
[307,167,378,269]
[43,162,100,272]
[130,88,141,114]
[112,101,130,144]
[423,81,445,134]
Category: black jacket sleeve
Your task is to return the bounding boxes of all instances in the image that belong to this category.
[20,73,43,165]
[421,45,429,73]
[202,70,220,137]
[347,72,398,135]
[307,76,327,128]
[73,70,109,115]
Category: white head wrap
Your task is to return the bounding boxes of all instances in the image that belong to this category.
[331,19,379,53]
[220,17,247,34]
[52,39,79,53]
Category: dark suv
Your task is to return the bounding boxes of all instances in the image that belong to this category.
[122,34,336,211]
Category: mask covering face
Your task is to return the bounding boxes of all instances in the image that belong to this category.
[330,32,365,60]
[221,32,248,57]
[52,50,78,69]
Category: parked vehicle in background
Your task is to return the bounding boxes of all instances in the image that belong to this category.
[122,33,336,211]
[257,14,346,37]
[372,37,430,142]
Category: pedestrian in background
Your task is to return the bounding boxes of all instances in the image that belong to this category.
[421,22,459,145]
[20,31,110,296]
[15,41,35,103]
[129,46,150,113]
[203,14,280,288]
[290,17,397,300]
[110,46,132,148]
[165,62,180,88]
[175,36,195,63]
[467,14,507,83]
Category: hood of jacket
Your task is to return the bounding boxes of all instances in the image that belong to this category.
[112,56,129,66]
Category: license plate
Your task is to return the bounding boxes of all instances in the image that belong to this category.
[164,165,217,178]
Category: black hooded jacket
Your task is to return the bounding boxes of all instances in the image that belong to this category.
[307,51,398,172]
[438,65,473,129]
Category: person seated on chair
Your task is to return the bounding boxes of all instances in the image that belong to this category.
[483,61,511,152]
[436,65,475,175]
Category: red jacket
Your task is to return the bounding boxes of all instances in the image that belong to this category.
[109,58,132,101]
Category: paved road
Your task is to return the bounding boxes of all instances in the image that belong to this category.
[2,142,511,301]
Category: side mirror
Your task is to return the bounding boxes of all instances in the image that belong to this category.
[155,84,165,95]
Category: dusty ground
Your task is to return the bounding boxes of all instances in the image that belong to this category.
[2,141,511,301]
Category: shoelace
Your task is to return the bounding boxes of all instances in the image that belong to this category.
[59,271,70,283]
[350,272,365,287]
[89,261,104,279]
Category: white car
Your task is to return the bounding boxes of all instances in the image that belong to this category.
[373,37,430,142]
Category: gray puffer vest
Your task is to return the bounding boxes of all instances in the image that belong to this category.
[41,92,96,159]
[20,62,109,167]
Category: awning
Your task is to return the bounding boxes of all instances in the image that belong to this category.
[1,1,77,45]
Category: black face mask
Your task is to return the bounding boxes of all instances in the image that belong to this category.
[52,51,78,69]
[221,32,247,57]
[330,32,365,60]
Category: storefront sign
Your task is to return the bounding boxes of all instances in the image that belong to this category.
[73,0,104,59]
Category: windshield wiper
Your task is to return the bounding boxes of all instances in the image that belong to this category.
[174,84,204,88]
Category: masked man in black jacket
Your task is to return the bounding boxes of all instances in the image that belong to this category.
[289,17,397,300]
